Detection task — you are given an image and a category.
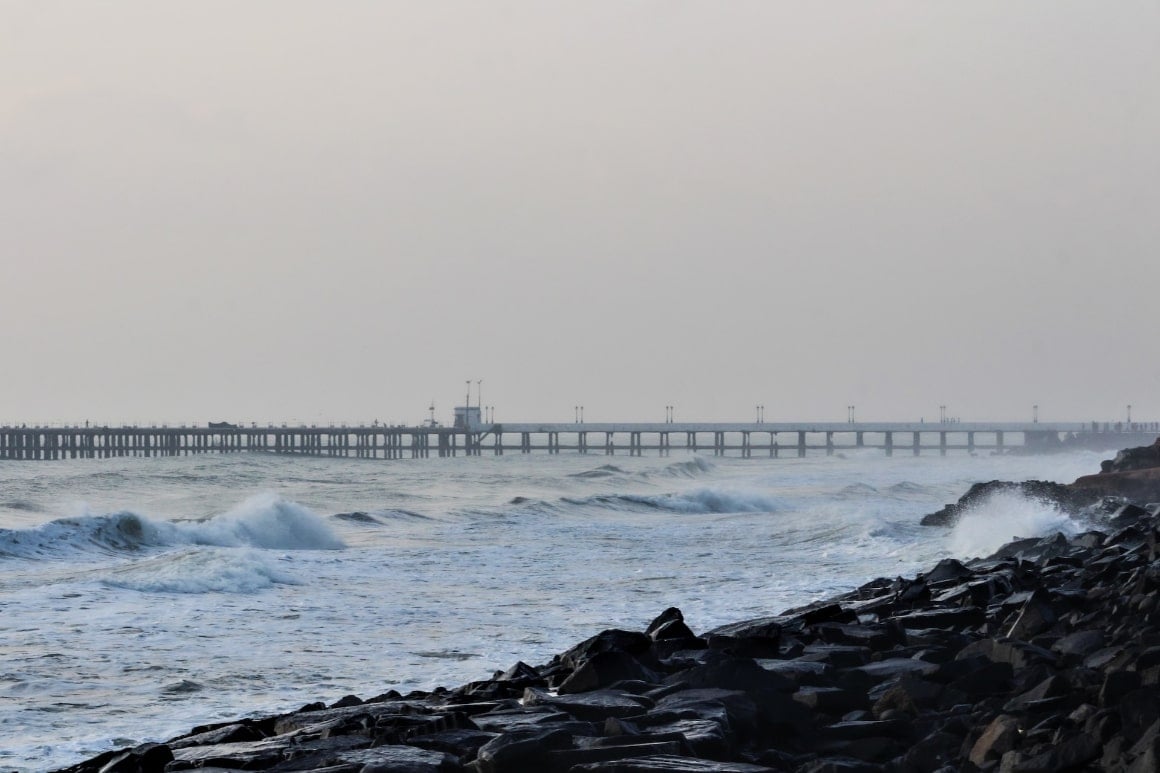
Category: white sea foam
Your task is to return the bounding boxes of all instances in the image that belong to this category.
[569,486,779,514]
[0,494,343,560]
[946,489,1083,560]
[644,486,779,514]
[177,494,346,551]
[98,548,300,594]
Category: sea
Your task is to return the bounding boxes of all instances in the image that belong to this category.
[0,446,1111,771]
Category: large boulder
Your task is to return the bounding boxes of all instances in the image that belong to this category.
[1100,438,1160,473]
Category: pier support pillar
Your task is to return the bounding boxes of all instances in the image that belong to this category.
[798,431,807,458]
[825,432,834,456]
[940,431,947,456]
[885,431,893,456]
[913,432,921,456]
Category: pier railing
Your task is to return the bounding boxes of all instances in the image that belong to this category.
[0,421,1154,461]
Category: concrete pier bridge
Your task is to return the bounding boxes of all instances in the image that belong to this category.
[0,420,1154,461]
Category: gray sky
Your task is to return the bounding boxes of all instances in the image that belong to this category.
[2,2,1158,426]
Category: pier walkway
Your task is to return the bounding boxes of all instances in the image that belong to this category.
[0,421,1153,461]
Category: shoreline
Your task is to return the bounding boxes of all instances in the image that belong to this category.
[52,444,1160,772]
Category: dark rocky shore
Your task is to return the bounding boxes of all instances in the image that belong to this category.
[56,444,1160,773]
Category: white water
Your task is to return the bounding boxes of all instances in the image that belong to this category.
[0,449,1109,771]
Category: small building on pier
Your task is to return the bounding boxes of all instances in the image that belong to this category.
[452,406,482,431]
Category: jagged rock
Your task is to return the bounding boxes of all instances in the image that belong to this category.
[969,714,1021,766]
[756,658,832,686]
[663,655,794,694]
[1073,468,1160,502]
[558,630,656,671]
[1008,732,1100,772]
[406,729,499,762]
[89,743,173,773]
[168,738,295,769]
[523,687,654,722]
[1101,439,1160,473]
[1099,670,1141,707]
[703,617,783,658]
[1051,629,1105,660]
[571,755,778,771]
[469,706,580,733]
[557,651,663,694]
[889,606,986,631]
[646,608,700,644]
[341,745,460,772]
[847,658,939,683]
[921,558,975,584]
[871,677,942,717]
[798,644,872,668]
[473,727,574,772]
[650,688,755,737]
[794,686,868,715]
[893,730,962,772]
[797,756,884,772]
[634,718,734,759]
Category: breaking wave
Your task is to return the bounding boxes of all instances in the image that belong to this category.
[0,494,344,560]
[659,457,714,478]
[564,486,778,515]
[946,490,1083,560]
[569,465,629,479]
[332,508,432,525]
[97,548,301,594]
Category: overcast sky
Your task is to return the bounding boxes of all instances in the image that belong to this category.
[2,2,1158,426]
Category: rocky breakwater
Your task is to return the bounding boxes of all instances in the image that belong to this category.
[56,445,1160,773]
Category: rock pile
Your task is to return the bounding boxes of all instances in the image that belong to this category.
[54,446,1160,773]
[922,437,1160,527]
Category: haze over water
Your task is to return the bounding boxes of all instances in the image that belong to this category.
[1,448,1109,771]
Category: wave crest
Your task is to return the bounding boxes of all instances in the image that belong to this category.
[99,548,301,593]
[0,494,344,560]
[566,486,777,515]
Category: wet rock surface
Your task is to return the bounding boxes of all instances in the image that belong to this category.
[54,444,1160,773]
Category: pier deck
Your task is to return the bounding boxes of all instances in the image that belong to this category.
[0,421,1153,461]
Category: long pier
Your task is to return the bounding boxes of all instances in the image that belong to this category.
[0,421,1154,461]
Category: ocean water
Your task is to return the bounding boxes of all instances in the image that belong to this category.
[0,448,1109,771]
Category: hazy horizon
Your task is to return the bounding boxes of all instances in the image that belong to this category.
[3,2,1158,427]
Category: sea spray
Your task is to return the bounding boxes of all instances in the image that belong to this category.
[945,489,1082,559]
